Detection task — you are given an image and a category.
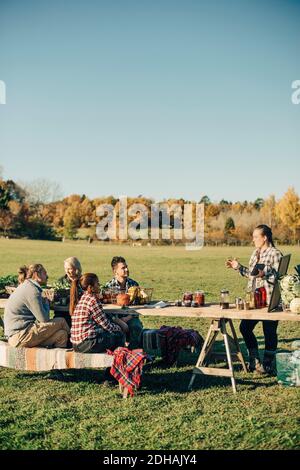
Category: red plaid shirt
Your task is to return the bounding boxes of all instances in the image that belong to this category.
[70,292,121,345]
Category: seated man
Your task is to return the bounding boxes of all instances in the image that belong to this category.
[105,256,143,349]
[4,264,70,348]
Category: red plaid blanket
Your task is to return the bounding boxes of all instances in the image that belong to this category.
[107,347,147,397]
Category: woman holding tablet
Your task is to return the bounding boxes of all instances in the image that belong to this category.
[226,225,282,375]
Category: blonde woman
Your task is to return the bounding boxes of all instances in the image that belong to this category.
[53,257,83,327]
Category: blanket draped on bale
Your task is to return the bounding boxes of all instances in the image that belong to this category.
[108,347,148,397]
[0,340,112,371]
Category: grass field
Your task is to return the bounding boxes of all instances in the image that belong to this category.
[0,239,299,450]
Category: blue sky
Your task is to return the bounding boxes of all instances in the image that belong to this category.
[0,0,299,202]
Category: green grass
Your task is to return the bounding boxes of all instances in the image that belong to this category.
[0,239,299,450]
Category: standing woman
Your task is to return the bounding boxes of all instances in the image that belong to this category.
[226,225,282,375]
[53,257,83,327]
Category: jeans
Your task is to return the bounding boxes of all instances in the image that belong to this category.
[126,317,143,349]
[106,313,144,350]
[73,330,125,353]
[239,320,278,352]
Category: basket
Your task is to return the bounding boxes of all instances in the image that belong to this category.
[138,287,154,305]
[101,287,154,305]
[128,286,154,305]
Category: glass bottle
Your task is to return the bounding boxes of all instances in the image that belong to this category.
[220,290,230,309]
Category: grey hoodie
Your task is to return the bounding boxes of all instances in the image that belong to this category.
[4,279,50,338]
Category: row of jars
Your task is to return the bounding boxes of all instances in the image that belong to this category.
[178,288,267,309]
[176,291,205,307]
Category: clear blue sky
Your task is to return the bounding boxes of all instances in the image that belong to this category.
[0,0,299,202]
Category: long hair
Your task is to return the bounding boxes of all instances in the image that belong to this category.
[255,224,275,247]
[69,273,99,316]
[64,257,82,278]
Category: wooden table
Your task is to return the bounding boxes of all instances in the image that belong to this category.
[104,303,300,393]
[1,299,299,393]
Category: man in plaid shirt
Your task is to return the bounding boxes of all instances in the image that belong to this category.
[104,257,143,350]
[105,257,139,292]
[227,225,283,375]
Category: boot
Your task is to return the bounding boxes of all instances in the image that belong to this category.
[262,350,277,376]
[248,348,262,372]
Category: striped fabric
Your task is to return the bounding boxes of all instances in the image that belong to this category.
[0,340,112,371]
[142,329,160,353]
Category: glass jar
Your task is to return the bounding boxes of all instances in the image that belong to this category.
[235,297,244,310]
[194,291,205,306]
[183,291,193,307]
[245,290,254,309]
[220,290,230,309]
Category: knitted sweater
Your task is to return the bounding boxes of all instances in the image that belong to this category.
[4,280,50,338]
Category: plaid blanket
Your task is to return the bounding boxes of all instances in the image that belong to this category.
[0,340,112,371]
[108,347,147,397]
[158,326,204,366]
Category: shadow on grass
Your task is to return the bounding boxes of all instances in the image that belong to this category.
[14,360,277,395]
[140,368,277,394]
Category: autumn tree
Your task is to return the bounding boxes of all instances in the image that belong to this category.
[276,188,300,242]
[260,195,277,228]
[63,202,81,238]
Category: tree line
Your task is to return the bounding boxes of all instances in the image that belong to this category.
[0,176,299,245]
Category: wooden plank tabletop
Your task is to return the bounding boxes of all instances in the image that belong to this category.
[1,298,300,322]
[103,303,300,322]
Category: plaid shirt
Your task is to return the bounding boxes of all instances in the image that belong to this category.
[105,277,139,292]
[238,247,283,304]
[70,292,121,345]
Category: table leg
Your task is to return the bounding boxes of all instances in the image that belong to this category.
[188,319,238,394]
[228,319,248,373]
[221,320,237,394]
[188,321,216,390]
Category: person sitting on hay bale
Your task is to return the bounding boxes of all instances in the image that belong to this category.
[70,273,127,354]
[105,256,144,349]
[53,257,84,328]
[4,264,70,348]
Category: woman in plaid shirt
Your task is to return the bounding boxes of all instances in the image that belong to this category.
[226,225,282,375]
[70,273,129,353]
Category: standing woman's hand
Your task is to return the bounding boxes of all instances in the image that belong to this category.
[226,258,240,270]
